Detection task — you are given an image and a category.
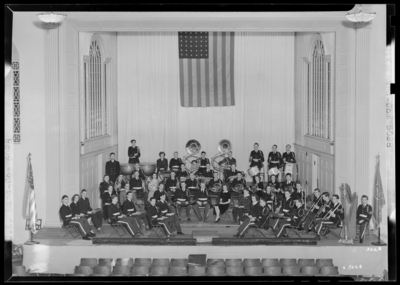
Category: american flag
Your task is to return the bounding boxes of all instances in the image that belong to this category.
[25,154,37,234]
[179,31,235,107]
[372,155,385,230]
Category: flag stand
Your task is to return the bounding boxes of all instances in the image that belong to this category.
[371,226,387,246]
[24,219,42,245]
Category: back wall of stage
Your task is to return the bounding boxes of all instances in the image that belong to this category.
[117,32,295,173]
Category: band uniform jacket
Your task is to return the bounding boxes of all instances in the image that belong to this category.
[262,192,276,211]
[174,188,190,203]
[282,151,296,164]
[255,205,270,225]
[157,200,172,216]
[133,167,147,181]
[78,197,93,215]
[207,178,223,190]
[237,194,252,214]
[165,177,179,191]
[249,150,265,168]
[225,169,240,182]
[99,181,114,196]
[108,203,123,224]
[291,189,306,201]
[356,204,373,223]
[289,205,305,226]
[147,204,160,224]
[202,169,214,178]
[156,158,169,174]
[128,146,140,164]
[317,200,334,218]
[122,199,138,216]
[323,202,344,224]
[267,151,282,167]
[186,178,199,189]
[153,190,171,203]
[219,157,236,168]
[129,177,143,190]
[198,157,210,169]
[230,178,247,190]
[59,204,74,226]
[70,202,81,217]
[195,188,209,204]
[169,158,183,171]
[105,160,120,182]
[283,180,295,191]
[249,202,261,218]
[281,197,295,217]
[177,169,190,180]
[310,195,324,214]
[101,191,113,205]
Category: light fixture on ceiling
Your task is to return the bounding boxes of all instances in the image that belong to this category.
[346,4,376,23]
[37,12,67,24]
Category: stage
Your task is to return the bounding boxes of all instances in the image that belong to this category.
[22,220,387,276]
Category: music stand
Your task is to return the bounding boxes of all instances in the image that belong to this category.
[24,219,42,245]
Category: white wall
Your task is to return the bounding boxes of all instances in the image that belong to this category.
[11,13,46,244]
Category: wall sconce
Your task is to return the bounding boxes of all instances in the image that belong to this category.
[37,12,67,28]
[346,4,376,23]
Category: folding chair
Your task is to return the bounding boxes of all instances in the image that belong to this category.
[62,223,81,238]
[320,219,342,239]
[148,220,167,238]
[108,220,129,237]
[246,218,270,238]
[285,224,303,238]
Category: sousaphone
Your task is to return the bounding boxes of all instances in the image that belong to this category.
[183,139,201,173]
[211,139,232,172]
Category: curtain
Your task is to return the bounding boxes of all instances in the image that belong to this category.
[117,31,294,177]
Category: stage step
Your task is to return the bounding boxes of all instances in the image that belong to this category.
[192,230,219,243]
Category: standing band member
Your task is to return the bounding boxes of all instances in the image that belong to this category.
[105,152,120,183]
[275,199,305,238]
[197,151,210,177]
[78,189,103,232]
[156,151,168,175]
[356,195,372,243]
[174,182,192,221]
[232,188,252,224]
[268,145,282,178]
[169,152,183,173]
[128,139,140,164]
[122,191,151,230]
[282,144,296,170]
[108,195,143,238]
[249,143,265,183]
[193,182,210,222]
[301,188,324,234]
[59,195,94,240]
[314,194,344,240]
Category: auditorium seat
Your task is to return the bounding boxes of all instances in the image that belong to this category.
[134,258,152,267]
[130,265,150,276]
[98,258,114,267]
[261,258,280,267]
[206,259,225,267]
[320,266,339,276]
[243,258,261,267]
[92,265,112,275]
[226,266,244,276]
[263,266,283,276]
[12,266,28,276]
[170,258,188,267]
[279,258,298,267]
[245,266,262,276]
[188,266,206,276]
[298,259,316,267]
[301,266,320,276]
[150,266,169,276]
[225,259,242,267]
[112,266,131,276]
[80,258,98,267]
[152,258,169,267]
[115,258,134,268]
[74,266,93,276]
[206,266,225,276]
[169,266,187,276]
[282,266,301,276]
[316,258,334,267]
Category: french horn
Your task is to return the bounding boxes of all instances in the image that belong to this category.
[183,139,201,173]
[211,139,232,172]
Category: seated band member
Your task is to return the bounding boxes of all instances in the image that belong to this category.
[270,188,295,230]
[253,175,264,198]
[225,164,240,183]
[134,163,147,181]
[201,163,214,178]
[108,195,143,238]
[232,188,252,224]
[221,151,237,180]
[153,183,175,213]
[230,172,247,190]
[169,151,183,173]
[268,144,282,172]
[235,195,266,238]
[177,164,190,182]
[193,182,210,222]
[263,185,277,212]
[267,174,282,197]
[207,172,223,190]
[291,180,305,201]
[122,191,151,230]
[356,195,373,243]
[128,139,140,164]
[196,151,210,177]
[114,174,124,195]
[174,181,192,221]
[165,171,179,194]
[70,194,97,237]
[130,170,148,204]
[105,152,120,183]
[275,198,305,238]
[213,184,231,223]
[101,185,115,220]
[156,151,168,175]
[147,173,160,202]
[283,173,296,190]
[120,183,131,205]
[282,144,296,170]
[146,197,175,238]
[78,189,103,232]
[301,188,324,234]
[99,175,114,197]
[186,172,199,199]
[59,195,94,240]
[157,193,184,235]
[313,194,344,240]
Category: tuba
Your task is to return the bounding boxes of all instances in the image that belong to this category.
[183,140,201,173]
[211,139,232,172]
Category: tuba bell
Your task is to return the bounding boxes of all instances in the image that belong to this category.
[183,139,201,173]
[211,139,232,172]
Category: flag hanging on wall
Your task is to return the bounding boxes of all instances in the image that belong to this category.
[25,154,38,234]
[179,31,235,107]
[372,154,385,230]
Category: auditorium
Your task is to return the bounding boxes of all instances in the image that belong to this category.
[5,4,394,280]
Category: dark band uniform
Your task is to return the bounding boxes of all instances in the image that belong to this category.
[200,169,214,178]
[254,181,265,198]
[99,181,114,197]
[291,188,306,201]
[157,200,182,234]
[262,191,276,212]
[156,158,169,174]
[356,203,372,241]
[177,169,189,181]
[105,159,121,183]
[128,146,140,164]
[221,156,236,180]
[129,177,148,202]
[213,191,231,216]
[174,187,192,219]
[237,202,265,237]
[197,157,210,176]
[270,196,295,230]
[249,150,265,170]
[276,204,305,237]
[133,167,147,181]
[282,151,296,165]
[193,188,210,221]
[225,169,240,183]
[169,158,183,172]
[60,204,92,238]
[153,190,175,213]
[268,151,282,169]
[146,204,173,236]
[107,202,142,237]
[232,193,251,222]
[314,201,344,235]
[186,178,199,199]
[283,180,295,189]
[230,177,247,191]
[101,191,114,220]
[302,195,324,232]
[78,196,103,229]
[122,198,150,228]
[207,178,223,191]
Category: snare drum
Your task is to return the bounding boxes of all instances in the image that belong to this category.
[284,163,294,176]
[268,167,280,176]
[248,166,260,176]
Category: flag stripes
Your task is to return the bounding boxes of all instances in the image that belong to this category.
[179,32,235,107]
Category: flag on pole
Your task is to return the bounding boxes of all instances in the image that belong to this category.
[372,154,385,230]
[178,31,235,107]
[25,154,37,234]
